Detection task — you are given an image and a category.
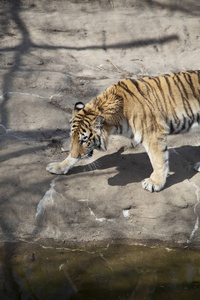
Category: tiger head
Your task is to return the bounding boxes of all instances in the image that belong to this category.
[69,102,107,159]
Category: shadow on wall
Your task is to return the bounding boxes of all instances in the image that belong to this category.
[0,0,180,128]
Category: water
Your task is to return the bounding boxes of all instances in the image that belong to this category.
[0,242,200,299]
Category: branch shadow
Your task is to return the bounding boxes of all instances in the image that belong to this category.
[1,0,33,127]
[143,0,200,16]
[1,34,179,52]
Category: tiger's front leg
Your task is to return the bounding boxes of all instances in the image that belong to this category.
[46,154,79,175]
[142,135,169,192]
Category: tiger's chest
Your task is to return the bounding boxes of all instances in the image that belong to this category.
[110,120,135,140]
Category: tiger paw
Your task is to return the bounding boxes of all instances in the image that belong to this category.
[46,162,66,175]
[194,162,200,172]
[141,178,163,192]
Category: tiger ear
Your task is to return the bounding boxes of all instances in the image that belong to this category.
[94,116,104,133]
[73,102,85,116]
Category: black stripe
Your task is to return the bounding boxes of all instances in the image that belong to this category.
[182,116,187,131]
[148,77,166,113]
[164,76,180,127]
[126,119,130,131]
[81,118,90,127]
[128,78,156,127]
[74,115,83,120]
[197,71,200,85]
[129,78,146,98]
[119,81,135,97]
[174,75,191,117]
[80,125,87,132]
[130,78,154,108]
[163,145,168,152]
[154,76,168,114]
[97,135,101,146]
[164,76,175,101]
[178,74,189,97]
[187,70,196,75]
[138,78,167,132]
[184,72,199,101]
[179,74,195,120]
[169,120,175,133]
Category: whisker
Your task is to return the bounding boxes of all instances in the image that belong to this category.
[92,161,98,170]
[88,163,94,171]
[95,160,101,169]
[90,160,101,170]
[86,161,93,171]
[88,162,96,171]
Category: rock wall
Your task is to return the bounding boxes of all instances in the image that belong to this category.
[0,0,200,248]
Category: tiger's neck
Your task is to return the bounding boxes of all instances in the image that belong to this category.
[88,85,126,130]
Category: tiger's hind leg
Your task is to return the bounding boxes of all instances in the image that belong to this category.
[142,134,169,192]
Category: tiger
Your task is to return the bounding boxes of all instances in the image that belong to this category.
[46,70,200,192]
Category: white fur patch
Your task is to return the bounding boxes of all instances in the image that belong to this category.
[134,132,142,144]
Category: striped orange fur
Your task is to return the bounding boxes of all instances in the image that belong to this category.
[46,70,200,192]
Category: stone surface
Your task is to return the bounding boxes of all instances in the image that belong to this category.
[1,0,200,248]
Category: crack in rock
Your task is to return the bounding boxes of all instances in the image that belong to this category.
[0,123,11,134]
[0,91,50,100]
[0,91,63,101]
[78,199,113,222]
[35,177,60,218]
[187,182,200,243]
[0,123,36,141]
[18,238,110,255]
[88,207,107,222]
